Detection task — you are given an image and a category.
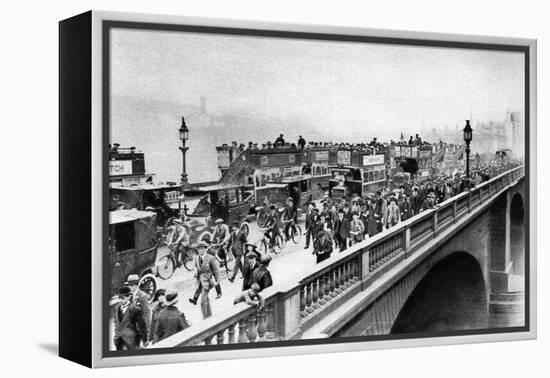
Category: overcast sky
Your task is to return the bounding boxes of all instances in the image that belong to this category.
[111,28,524,137]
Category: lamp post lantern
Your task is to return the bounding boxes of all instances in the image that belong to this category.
[463,119,473,185]
[179,116,189,185]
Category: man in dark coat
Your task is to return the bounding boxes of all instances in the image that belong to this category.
[152,290,189,344]
[113,286,148,350]
[298,135,306,150]
[242,245,273,292]
[333,208,350,251]
[282,197,298,240]
[313,230,333,264]
[274,134,285,147]
[125,274,152,338]
[228,222,247,283]
[305,203,319,249]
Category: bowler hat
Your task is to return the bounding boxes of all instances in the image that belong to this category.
[124,274,139,285]
[232,221,240,228]
[164,290,179,305]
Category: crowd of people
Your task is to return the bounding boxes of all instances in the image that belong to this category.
[300,158,522,263]
[112,150,521,350]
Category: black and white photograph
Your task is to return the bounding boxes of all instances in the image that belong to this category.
[105,20,529,356]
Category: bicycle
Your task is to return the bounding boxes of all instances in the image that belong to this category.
[157,240,197,279]
[256,227,285,255]
[281,219,303,244]
[208,241,235,275]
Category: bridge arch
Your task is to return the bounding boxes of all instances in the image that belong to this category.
[390,252,488,334]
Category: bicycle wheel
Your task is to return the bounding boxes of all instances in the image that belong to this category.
[273,235,284,254]
[182,249,197,271]
[157,255,176,279]
[291,224,303,244]
[256,239,268,254]
[278,231,287,249]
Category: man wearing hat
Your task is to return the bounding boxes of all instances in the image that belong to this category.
[125,274,152,338]
[191,241,221,319]
[263,205,280,253]
[304,202,319,249]
[166,218,190,266]
[241,244,273,292]
[313,230,333,264]
[113,286,149,350]
[282,197,298,241]
[228,221,248,283]
[152,290,189,344]
[274,133,285,147]
[333,208,350,251]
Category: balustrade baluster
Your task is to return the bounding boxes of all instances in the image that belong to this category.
[204,334,214,345]
[238,318,248,343]
[334,265,342,294]
[305,282,314,313]
[342,261,351,288]
[312,279,321,309]
[216,330,225,345]
[257,309,267,340]
[227,323,236,344]
[299,286,307,318]
[324,272,332,298]
[318,274,327,305]
[246,313,258,343]
[330,268,337,297]
[339,263,346,289]
[265,304,275,340]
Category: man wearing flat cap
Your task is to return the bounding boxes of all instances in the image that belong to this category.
[113,286,149,350]
[304,202,319,250]
[152,290,189,344]
[241,243,273,292]
[191,241,221,319]
[228,221,247,283]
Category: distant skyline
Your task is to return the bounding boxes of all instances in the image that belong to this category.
[110,28,525,182]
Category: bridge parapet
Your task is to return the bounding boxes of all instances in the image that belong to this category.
[151,165,524,348]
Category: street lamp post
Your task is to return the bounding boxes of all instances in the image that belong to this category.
[179,116,189,185]
[179,117,189,216]
[463,119,473,186]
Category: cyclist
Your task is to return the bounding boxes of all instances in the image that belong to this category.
[166,219,190,266]
[282,197,298,240]
[263,205,280,252]
[211,218,231,266]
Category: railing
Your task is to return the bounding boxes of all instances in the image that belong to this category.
[152,165,524,348]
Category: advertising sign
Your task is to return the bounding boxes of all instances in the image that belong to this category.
[362,154,385,166]
[217,150,230,168]
[315,151,329,161]
[337,150,351,165]
[109,160,133,176]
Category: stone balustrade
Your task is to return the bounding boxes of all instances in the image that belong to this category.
[151,165,524,349]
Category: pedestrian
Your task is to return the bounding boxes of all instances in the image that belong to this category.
[333,208,350,251]
[228,221,247,283]
[124,274,152,338]
[233,282,265,309]
[113,286,149,350]
[298,135,306,150]
[152,290,190,344]
[149,288,166,343]
[313,230,333,264]
[242,244,273,292]
[349,212,365,244]
[189,241,221,319]
[274,134,285,147]
[282,197,298,240]
[383,197,401,229]
[304,202,319,249]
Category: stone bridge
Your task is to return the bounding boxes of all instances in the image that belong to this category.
[152,166,525,348]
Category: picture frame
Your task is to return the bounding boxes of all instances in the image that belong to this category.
[59,10,537,368]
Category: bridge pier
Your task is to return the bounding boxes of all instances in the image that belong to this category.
[488,190,525,328]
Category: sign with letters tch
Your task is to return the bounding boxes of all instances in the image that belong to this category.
[109,160,132,176]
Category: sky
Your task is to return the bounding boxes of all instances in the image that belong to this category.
[109,28,525,182]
